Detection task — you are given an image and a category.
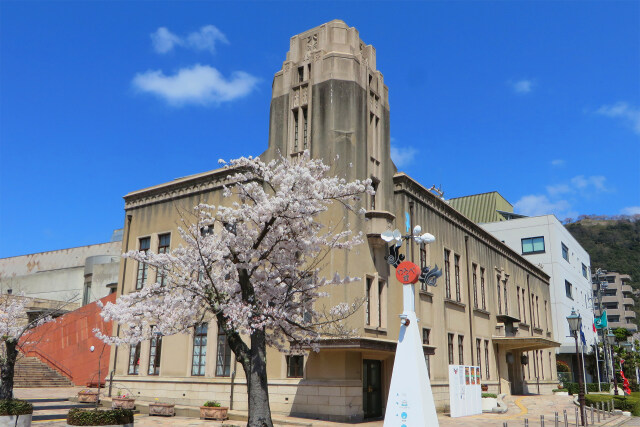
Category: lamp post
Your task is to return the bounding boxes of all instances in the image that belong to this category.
[607,331,619,395]
[593,268,609,383]
[568,309,586,426]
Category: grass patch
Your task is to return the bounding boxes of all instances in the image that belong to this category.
[482,393,497,398]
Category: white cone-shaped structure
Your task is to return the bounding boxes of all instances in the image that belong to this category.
[384,283,439,426]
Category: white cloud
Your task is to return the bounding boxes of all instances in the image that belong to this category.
[550,159,565,167]
[595,102,640,135]
[150,25,229,54]
[621,206,640,215]
[546,183,571,197]
[514,195,574,217]
[570,175,609,192]
[132,64,259,106]
[390,144,418,168]
[510,79,534,94]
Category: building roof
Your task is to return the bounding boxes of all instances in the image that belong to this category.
[447,191,515,223]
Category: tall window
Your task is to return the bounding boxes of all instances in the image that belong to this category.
[370,181,378,210]
[191,323,208,376]
[476,339,482,379]
[530,293,536,327]
[286,355,304,378]
[521,289,527,323]
[503,279,508,314]
[458,335,464,365]
[582,263,588,279]
[148,327,162,375]
[497,276,502,314]
[472,264,478,308]
[294,112,299,151]
[215,325,232,376]
[135,237,151,290]
[444,249,451,299]
[454,255,461,301]
[378,279,387,328]
[535,296,540,328]
[516,286,521,319]
[82,282,91,306]
[423,328,431,378]
[544,300,549,331]
[561,243,569,261]
[157,233,170,286]
[448,333,454,365]
[365,277,372,325]
[484,340,490,379]
[521,236,545,254]
[480,268,486,310]
[565,280,573,300]
[302,108,308,149]
[127,342,141,375]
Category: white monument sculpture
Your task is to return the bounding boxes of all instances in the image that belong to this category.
[381,226,441,427]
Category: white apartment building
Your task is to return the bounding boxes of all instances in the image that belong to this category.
[482,215,595,381]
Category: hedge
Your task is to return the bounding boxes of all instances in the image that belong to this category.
[67,408,134,426]
[0,399,33,416]
[564,382,610,395]
[584,394,640,417]
[482,393,497,398]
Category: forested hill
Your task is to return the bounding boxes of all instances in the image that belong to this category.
[565,215,640,287]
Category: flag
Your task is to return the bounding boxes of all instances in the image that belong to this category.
[593,322,596,333]
[595,310,608,329]
[580,328,586,346]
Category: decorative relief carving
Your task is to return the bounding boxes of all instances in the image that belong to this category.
[306,34,318,51]
[359,41,365,51]
[313,51,322,62]
[301,88,308,105]
[293,90,299,108]
[283,62,291,72]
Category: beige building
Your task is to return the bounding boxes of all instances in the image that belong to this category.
[593,272,637,333]
[108,21,559,422]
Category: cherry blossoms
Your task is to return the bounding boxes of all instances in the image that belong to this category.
[98,152,373,351]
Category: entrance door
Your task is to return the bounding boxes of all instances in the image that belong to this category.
[363,359,383,418]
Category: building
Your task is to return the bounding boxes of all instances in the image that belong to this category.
[108,20,559,421]
[593,272,637,333]
[480,214,596,382]
[448,191,525,223]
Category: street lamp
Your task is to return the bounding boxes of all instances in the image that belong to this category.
[607,331,619,395]
[567,309,586,426]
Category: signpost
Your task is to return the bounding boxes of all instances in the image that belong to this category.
[448,365,482,417]
[381,226,441,427]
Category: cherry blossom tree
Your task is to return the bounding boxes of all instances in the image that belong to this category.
[0,294,57,400]
[98,153,372,427]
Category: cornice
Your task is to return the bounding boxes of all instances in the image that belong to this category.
[393,173,550,284]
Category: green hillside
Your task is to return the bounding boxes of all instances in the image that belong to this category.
[565,215,640,328]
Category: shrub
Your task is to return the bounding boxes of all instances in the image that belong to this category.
[553,389,567,393]
[0,399,33,416]
[67,408,134,426]
[557,360,570,373]
[584,394,640,417]
[481,393,497,398]
[203,401,221,407]
[564,382,610,395]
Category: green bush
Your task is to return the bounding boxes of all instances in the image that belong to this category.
[0,399,33,416]
[203,401,221,407]
[584,394,640,417]
[564,382,610,395]
[67,408,134,426]
[553,389,567,393]
[481,393,497,398]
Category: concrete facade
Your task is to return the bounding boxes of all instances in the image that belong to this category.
[593,272,637,333]
[481,215,596,382]
[108,21,559,422]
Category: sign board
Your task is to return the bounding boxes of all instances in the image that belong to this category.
[396,261,420,284]
[448,365,482,417]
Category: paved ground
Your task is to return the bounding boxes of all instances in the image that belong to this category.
[13,387,635,427]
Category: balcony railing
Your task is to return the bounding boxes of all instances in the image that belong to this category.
[622,285,633,294]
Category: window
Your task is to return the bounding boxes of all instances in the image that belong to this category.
[370,181,378,210]
[302,108,308,149]
[444,249,451,299]
[582,264,588,279]
[530,293,536,327]
[191,323,208,376]
[535,296,540,328]
[135,237,151,290]
[480,268,486,310]
[157,233,170,286]
[286,355,304,378]
[476,339,482,379]
[503,279,508,315]
[606,276,616,284]
[378,279,387,328]
[448,333,454,365]
[565,280,573,300]
[294,112,299,151]
[148,327,162,375]
[365,277,372,325]
[562,243,569,261]
[497,276,502,314]
[127,342,141,375]
[539,351,544,379]
[544,300,549,331]
[521,289,527,323]
[215,325,232,376]
[458,335,464,365]
[454,255,461,301]
[484,340,490,379]
[604,302,619,309]
[82,282,91,306]
[297,66,304,83]
[472,264,478,308]
[521,236,545,254]
[422,328,431,345]
[516,286,521,319]
[608,315,620,322]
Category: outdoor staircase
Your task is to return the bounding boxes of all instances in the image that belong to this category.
[28,398,94,422]
[13,356,74,387]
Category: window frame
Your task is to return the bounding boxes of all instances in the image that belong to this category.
[135,237,151,290]
[444,249,451,299]
[458,335,464,365]
[157,233,171,286]
[454,254,461,302]
[565,280,573,300]
[561,242,569,262]
[286,355,304,378]
[447,333,454,365]
[215,325,232,377]
[521,236,545,255]
[127,342,141,375]
[191,323,208,376]
[148,327,162,376]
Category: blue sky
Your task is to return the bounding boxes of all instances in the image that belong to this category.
[1,1,639,257]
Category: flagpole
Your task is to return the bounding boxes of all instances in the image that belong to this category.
[594,334,602,392]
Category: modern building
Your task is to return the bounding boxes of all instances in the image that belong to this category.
[0,231,122,310]
[448,191,526,223]
[108,20,559,422]
[480,214,596,382]
[593,272,637,333]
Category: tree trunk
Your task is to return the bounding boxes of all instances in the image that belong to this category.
[0,339,18,400]
[244,329,273,427]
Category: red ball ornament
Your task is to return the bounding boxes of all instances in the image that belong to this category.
[396,261,420,284]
